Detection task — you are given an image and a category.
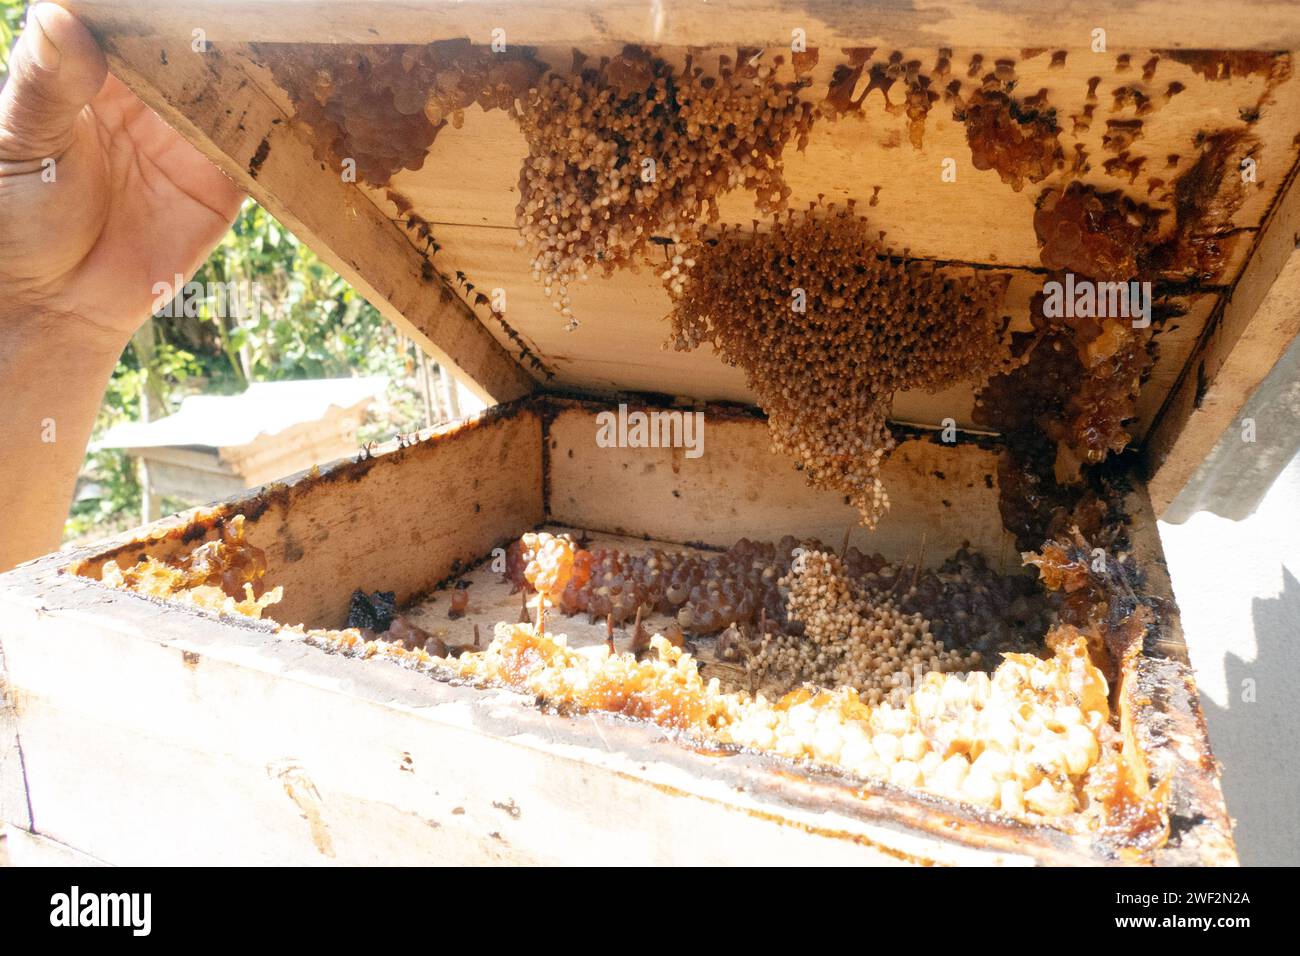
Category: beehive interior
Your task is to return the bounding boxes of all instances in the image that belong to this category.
[70,399,1197,856]
[233,40,1294,428]
[205,39,1297,550]
[51,23,1271,862]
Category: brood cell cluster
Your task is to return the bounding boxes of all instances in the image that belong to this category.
[505,533,1052,701]
[667,204,1009,526]
[752,551,981,705]
[514,46,814,325]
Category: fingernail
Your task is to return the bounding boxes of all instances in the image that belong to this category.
[25,6,62,71]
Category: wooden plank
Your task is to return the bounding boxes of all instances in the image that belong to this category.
[130,445,237,476]
[0,395,1234,865]
[140,456,248,503]
[1116,487,1237,864]
[76,403,546,630]
[95,33,535,406]
[0,588,1062,865]
[1135,294,1221,440]
[402,217,1230,439]
[232,35,1290,431]
[1145,161,1300,512]
[546,400,1022,572]
[367,46,1294,266]
[59,0,1300,50]
[0,636,34,834]
[0,547,1091,866]
[219,408,365,487]
[60,4,1300,451]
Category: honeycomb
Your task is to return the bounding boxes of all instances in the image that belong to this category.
[513,46,814,326]
[667,203,1009,527]
[97,516,281,619]
[90,520,1164,839]
[450,607,1134,826]
[751,550,982,706]
[504,534,1050,702]
[454,525,1165,832]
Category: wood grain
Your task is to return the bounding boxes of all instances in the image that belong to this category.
[98,33,536,404]
[59,1,1300,50]
[547,400,1022,570]
[53,2,1300,492]
[0,395,1235,864]
[1145,160,1300,511]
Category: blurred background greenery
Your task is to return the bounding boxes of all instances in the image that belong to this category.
[0,2,18,60]
[2,1,434,542]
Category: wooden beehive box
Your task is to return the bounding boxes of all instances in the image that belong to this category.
[5,0,1300,865]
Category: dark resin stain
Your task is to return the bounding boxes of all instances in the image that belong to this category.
[1156,49,1290,83]
[1102,119,1144,153]
[257,40,547,186]
[1034,182,1163,281]
[954,68,1063,192]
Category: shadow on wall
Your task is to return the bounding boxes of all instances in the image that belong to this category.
[1199,567,1300,867]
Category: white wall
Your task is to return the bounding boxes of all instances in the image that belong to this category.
[1159,452,1300,866]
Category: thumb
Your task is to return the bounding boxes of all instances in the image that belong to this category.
[0,3,107,161]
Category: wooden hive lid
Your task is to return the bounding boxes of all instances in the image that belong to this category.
[61,0,1300,510]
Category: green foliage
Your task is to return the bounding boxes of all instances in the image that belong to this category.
[189,202,415,393]
[66,337,206,539]
[1,2,26,83]
[0,3,425,540]
[70,202,426,541]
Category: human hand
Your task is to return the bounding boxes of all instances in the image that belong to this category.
[0,2,244,344]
